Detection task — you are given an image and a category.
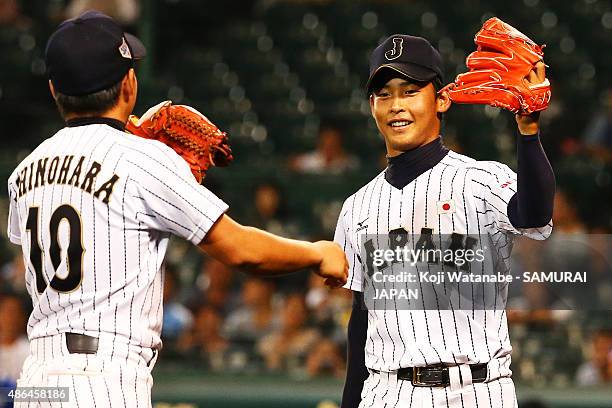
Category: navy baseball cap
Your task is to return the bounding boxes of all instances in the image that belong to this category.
[366,34,443,95]
[45,10,146,96]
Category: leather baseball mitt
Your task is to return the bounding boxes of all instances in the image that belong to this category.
[126,101,233,183]
[442,17,551,114]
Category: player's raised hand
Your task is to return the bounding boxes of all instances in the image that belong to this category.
[313,241,349,288]
[516,61,547,135]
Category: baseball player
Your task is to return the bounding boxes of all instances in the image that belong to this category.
[6,11,347,407]
[335,34,555,407]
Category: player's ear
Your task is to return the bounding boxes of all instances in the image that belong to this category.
[122,68,138,102]
[369,94,375,118]
[436,88,451,114]
[128,68,137,88]
[48,80,57,99]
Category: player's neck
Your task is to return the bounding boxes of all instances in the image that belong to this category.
[65,116,126,131]
[63,103,130,126]
[385,136,448,189]
[63,108,128,131]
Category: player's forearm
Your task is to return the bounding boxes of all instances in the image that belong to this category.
[507,131,556,228]
[200,215,348,282]
[200,216,323,275]
[229,226,323,275]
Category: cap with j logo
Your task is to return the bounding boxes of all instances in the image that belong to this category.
[366,34,444,95]
[45,10,146,96]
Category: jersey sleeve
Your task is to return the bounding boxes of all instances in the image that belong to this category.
[7,179,21,244]
[334,197,364,292]
[478,162,552,240]
[131,142,228,245]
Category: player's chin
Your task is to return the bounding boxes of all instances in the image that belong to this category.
[384,131,420,151]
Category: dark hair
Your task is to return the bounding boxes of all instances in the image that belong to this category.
[434,77,445,124]
[433,77,443,92]
[54,81,122,117]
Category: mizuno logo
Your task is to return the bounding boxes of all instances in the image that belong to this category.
[356,217,369,232]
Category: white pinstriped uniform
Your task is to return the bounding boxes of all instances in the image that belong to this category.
[334,150,552,408]
[7,123,227,407]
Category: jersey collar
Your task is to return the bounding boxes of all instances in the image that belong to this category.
[65,117,126,132]
[385,136,449,189]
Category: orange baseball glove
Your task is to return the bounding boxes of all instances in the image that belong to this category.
[442,17,551,114]
[126,101,233,183]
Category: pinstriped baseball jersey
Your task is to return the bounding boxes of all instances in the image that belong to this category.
[7,123,227,352]
[334,149,552,374]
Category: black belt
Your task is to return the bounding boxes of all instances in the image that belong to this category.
[65,333,99,354]
[396,364,488,387]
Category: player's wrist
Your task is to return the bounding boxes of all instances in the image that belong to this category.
[515,111,541,135]
[311,241,326,267]
[516,126,540,140]
[517,123,539,136]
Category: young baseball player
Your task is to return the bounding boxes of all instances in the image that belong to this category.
[335,34,555,407]
[6,11,347,407]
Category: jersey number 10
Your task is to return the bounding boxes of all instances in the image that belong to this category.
[25,205,84,294]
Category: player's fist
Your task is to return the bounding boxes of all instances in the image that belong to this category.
[313,241,348,288]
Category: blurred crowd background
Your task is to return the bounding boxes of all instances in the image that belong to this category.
[1,0,611,398]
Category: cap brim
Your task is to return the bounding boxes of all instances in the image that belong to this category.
[125,33,146,59]
[366,63,438,94]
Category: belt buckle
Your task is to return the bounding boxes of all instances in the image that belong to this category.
[411,366,445,387]
[66,333,98,354]
[411,367,429,387]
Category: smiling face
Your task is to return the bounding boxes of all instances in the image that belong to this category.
[370,76,450,157]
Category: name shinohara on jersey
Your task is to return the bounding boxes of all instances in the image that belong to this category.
[15,154,119,203]
[8,10,350,408]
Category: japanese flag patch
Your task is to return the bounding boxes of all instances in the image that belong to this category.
[437,200,455,214]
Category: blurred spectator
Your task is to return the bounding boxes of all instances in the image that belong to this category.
[0,293,29,384]
[289,126,360,175]
[0,0,31,32]
[306,275,351,343]
[507,281,570,326]
[0,253,26,295]
[64,0,140,26]
[162,265,193,342]
[306,338,345,378]
[178,305,229,371]
[223,277,278,342]
[507,191,593,324]
[0,0,21,26]
[584,89,612,163]
[257,293,319,372]
[587,231,612,309]
[246,182,301,238]
[576,329,612,386]
[193,258,236,314]
[552,189,586,233]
